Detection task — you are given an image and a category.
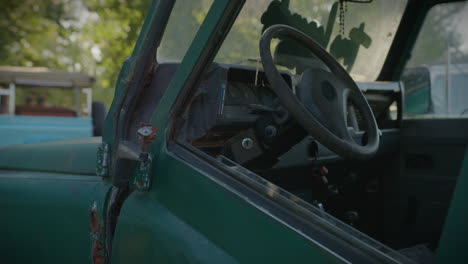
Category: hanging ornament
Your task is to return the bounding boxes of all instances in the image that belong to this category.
[339,0,347,35]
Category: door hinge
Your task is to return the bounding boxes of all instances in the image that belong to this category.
[133,153,153,191]
[132,124,157,191]
[96,143,110,177]
[114,124,157,191]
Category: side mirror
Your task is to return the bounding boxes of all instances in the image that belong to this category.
[401,67,431,115]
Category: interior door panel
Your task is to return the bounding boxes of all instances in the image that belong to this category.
[384,118,468,248]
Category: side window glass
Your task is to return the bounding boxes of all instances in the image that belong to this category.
[157,0,214,62]
[402,2,468,118]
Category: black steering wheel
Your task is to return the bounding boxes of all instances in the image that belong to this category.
[259,25,379,161]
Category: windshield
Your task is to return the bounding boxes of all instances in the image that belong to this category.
[158,0,407,81]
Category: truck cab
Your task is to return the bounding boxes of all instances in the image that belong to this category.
[0,0,467,263]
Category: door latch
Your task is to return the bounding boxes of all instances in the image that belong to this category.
[115,124,157,191]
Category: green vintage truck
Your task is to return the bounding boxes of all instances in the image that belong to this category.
[1,0,467,263]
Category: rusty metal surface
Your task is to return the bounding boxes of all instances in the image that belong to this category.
[90,201,106,264]
[0,170,111,263]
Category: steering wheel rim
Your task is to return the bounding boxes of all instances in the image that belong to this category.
[259,24,379,161]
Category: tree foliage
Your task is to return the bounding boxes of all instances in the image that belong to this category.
[0,0,151,107]
[407,3,467,67]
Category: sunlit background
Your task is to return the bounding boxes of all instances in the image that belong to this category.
[2,0,467,109]
[1,0,152,108]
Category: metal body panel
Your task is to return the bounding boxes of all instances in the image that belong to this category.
[112,151,345,264]
[0,115,92,146]
[0,170,111,263]
[0,137,100,175]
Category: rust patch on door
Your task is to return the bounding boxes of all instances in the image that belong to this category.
[89,201,105,264]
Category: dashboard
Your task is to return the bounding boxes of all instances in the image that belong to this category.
[218,66,291,125]
[178,63,402,165]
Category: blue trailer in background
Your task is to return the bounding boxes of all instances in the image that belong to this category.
[0,66,105,146]
[0,115,93,146]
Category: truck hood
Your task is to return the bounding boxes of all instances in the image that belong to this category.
[0,137,100,175]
